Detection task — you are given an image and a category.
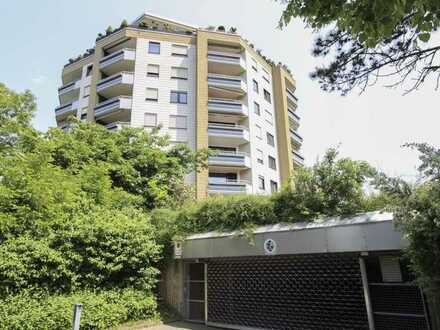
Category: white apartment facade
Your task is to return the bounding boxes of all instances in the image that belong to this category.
[55,13,303,199]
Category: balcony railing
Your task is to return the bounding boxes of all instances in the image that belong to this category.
[105,121,130,131]
[208,123,248,135]
[208,51,246,75]
[292,151,305,166]
[96,71,134,91]
[94,96,132,119]
[99,49,136,75]
[208,179,251,194]
[55,100,79,118]
[58,80,80,95]
[208,74,246,94]
[290,128,303,146]
[286,87,298,106]
[208,98,248,116]
[209,150,251,168]
[288,108,300,122]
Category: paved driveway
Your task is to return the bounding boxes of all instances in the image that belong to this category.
[148,321,222,330]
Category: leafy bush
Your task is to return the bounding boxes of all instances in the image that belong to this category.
[0,289,157,330]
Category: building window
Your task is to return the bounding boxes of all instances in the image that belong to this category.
[256,149,264,164]
[265,109,273,125]
[255,124,262,139]
[170,91,188,104]
[268,156,277,170]
[267,132,275,146]
[258,176,265,190]
[148,41,160,54]
[146,88,158,101]
[253,79,259,93]
[262,68,270,83]
[86,65,93,77]
[83,85,90,97]
[169,115,187,129]
[270,180,278,193]
[264,89,271,103]
[147,64,159,77]
[171,44,188,57]
[144,113,157,127]
[171,67,188,80]
[251,58,258,71]
[254,102,261,115]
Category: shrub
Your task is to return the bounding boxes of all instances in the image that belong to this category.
[0,289,157,330]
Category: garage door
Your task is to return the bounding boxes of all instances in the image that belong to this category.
[207,254,369,329]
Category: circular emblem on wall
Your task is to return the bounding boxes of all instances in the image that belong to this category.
[264,238,277,255]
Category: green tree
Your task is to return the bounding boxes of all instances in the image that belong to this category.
[274,148,378,222]
[279,0,440,94]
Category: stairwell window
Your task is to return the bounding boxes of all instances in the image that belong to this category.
[265,109,273,125]
[171,67,188,80]
[268,156,277,170]
[144,113,157,127]
[169,115,187,129]
[253,79,259,93]
[255,124,262,139]
[146,88,158,102]
[171,44,188,57]
[148,41,160,54]
[170,91,188,104]
[264,89,271,103]
[267,132,275,147]
[147,64,159,77]
[257,149,264,164]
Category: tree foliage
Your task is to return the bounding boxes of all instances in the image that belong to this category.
[279,0,440,94]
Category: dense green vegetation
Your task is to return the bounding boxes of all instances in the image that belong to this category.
[0,82,438,327]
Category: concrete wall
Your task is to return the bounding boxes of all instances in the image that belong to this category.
[160,260,185,316]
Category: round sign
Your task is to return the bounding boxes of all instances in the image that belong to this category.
[264,238,277,255]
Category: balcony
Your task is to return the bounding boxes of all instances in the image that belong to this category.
[286,88,298,108]
[208,123,250,147]
[58,80,81,104]
[209,151,251,171]
[96,71,134,99]
[288,107,300,129]
[208,51,246,76]
[208,179,251,195]
[94,96,132,124]
[99,49,136,76]
[55,100,79,121]
[290,128,303,148]
[292,151,304,166]
[208,98,248,117]
[105,121,130,132]
[208,74,246,99]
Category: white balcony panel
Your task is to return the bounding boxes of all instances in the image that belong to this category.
[209,151,251,171]
[208,180,251,195]
[208,124,250,147]
[96,72,134,99]
[55,100,80,120]
[208,99,248,116]
[94,96,132,124]
[208,51,246,75]
[99,49,136,76]
[58,79,81,104]
[208,74,246,98]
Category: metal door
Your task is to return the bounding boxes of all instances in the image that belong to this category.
[185,262,206,322]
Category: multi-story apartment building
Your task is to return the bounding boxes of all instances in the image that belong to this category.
[55,13,303,199]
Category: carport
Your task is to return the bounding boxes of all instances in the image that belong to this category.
[162,212,433,330]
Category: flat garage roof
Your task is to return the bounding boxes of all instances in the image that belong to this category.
[178,211,408,259]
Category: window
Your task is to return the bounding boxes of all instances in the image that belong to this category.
[86,65,93,77]
[265,109,273,125]
[258,176,265,190]
[171,67,188,80]
[171,44,188,57]
[262,68,270,83]
[147,64,159,77]
[256,149,264,164]
[267,132,275,147]
[251,58,258,71]
[83,85,90,97]
[264,89,271,103]
[268,156,277,170]
[146,88,158,101]
[254,102,261,116]
[253,79,259,93]
[169,115,187,129]
[255,125,262,139]
[144,113,157,127]
[170,91,188,104]
[270,180,278,193]
[148,41,160,54]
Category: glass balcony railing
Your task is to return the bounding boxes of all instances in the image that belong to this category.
[99,49,136,75]
[208,98,248,116]
[286,88,298,106]
[94,96,132,120]
[290,128,303,146]
[208,179,251,194]
[292,151,305,166]
[209,150,251,168]
[208,74,246,94]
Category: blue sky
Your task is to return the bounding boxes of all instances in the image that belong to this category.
[2,0,439,178]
